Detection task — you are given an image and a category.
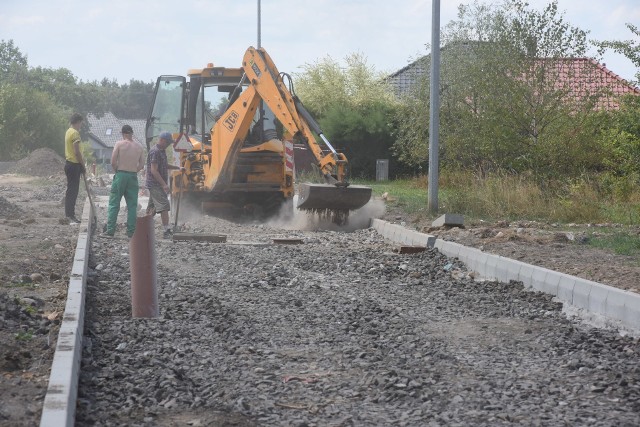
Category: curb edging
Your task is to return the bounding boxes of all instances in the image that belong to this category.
[40,198,93,427]
[371,218,640,332]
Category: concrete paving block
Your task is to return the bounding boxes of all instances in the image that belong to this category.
[530,267,549,293]
[605,289,628,324]
[470,251,490,278]
[518,263,535,288]
[491,257,506,282]
[413,233,436,248]
[588,283,609,315]
[468,247,486,276]
[432,213,464,227]
[456,245,477,270]
[484,254,500,280]
[556,274,577,304]
[405,230,417,245]
[456,245,473,264]
[434,240,459,259]
[623,294,640,329]
[498,258,523,283]
[541,270,562,297]
[389,227,398,242]
[405,229,416,245]
[397,228,407,244]
[443,241,461,258]
[572,279,592,310]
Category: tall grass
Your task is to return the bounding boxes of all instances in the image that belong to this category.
[357,170,640,225]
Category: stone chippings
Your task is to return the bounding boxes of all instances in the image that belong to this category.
[78,218,640,426]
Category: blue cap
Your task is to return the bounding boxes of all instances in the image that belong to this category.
[159,131,174,143]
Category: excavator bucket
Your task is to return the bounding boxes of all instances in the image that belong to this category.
[297,183,372,211]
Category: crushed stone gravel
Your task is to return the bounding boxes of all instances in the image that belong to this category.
[78,215,640,426]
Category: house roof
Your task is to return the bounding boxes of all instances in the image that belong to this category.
[87,112,146,148]
[385,41,480,96]
[386,57,428,96]
[387,48,640,110]
[542,58,640,110]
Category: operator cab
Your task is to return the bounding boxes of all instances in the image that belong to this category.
[145,64,281,150]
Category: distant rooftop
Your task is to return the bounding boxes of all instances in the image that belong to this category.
[87,112,145,148]
[386,48,640,110]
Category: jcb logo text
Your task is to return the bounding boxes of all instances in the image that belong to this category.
[224,110,239,131]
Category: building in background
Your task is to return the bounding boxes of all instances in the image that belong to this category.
[87,112,146,170]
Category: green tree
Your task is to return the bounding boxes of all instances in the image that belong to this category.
[0,84,68,160]
[294,53,399,178]
[110,79,155,118]
[0,39,28,83]
[594,23,640,84]
[393,0,599,178]
[599,95,640,176]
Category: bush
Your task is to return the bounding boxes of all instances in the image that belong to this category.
[320,102,397,179]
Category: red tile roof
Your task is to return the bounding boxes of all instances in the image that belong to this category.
[532,58,640,110]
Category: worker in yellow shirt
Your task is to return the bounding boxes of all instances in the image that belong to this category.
[64,113,85,224]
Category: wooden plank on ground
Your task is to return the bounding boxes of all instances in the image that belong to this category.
[399,245,426,254]
[172,233,227,243]
[273,238,304,245]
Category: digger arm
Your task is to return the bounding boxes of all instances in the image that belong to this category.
[241,46,348,184]
[204,83,262,191]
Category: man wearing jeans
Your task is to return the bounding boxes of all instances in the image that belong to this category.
[64,113,85,224]
[145,131,183,239]
[103,125,145,238]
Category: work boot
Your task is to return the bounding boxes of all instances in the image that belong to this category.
[67,216,80,225]
[163,229,173,240]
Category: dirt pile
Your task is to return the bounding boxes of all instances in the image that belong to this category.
[12,148,66,177]
[0,293,48,372]
[0,196,25,220]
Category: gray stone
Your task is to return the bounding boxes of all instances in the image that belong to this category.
[432,213,464,227]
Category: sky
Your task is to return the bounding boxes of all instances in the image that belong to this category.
[1,0,639,84]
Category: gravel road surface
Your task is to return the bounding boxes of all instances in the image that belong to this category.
[77,214,640,426]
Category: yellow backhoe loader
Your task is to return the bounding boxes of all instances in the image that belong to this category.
[145,46,371,224]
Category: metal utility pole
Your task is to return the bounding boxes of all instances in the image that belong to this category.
[428,0,440,214]
[257,0,262,48]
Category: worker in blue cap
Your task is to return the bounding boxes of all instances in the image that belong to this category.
[144,131,184,239]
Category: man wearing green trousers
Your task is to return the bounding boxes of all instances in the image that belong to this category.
[103,125,145,238]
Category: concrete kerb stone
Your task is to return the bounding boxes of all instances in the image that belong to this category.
[40,198,93,427]
[624,295,640,328]
[572,280,593,310]
[485,254,500,281]
[435,240,462,258]
[455,245,473,266]
[504,259,526,283]
[557,274,577,304]
[518,263,535,289]
[542,270,562,296]
[471,251,490,278]
[606,290,628,325]
[370,218,640,332]
[588,284,610,316]
[372,218,436,250]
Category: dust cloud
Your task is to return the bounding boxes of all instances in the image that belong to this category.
[171,194,385,233]
[269,195,386,232]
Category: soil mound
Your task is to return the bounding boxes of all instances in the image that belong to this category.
[0,196,25,220]
[13,148,66,177]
